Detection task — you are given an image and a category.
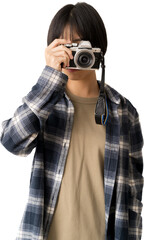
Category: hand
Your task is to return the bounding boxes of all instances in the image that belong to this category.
[45,38,74,72]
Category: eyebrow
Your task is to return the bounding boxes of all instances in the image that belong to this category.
[73,38,81,41]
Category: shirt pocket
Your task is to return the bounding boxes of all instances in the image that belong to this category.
[129,196,143,214]
[128,196,143,234]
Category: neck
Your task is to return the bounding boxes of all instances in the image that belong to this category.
[65,70,99,98]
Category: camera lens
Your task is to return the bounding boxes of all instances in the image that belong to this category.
[81,56,88,63]
[77,52,93,68]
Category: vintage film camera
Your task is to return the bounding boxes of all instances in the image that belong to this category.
[63,40,102,70]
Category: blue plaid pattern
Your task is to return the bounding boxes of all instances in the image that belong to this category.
[0,65,143,240]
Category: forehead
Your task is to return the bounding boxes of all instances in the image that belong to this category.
[61,24,81,40]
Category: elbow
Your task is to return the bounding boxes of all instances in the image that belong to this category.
[0,133,37,157]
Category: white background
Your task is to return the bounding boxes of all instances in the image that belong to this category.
[0,0,144,239]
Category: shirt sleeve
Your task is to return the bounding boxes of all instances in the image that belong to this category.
[128,107,144,239]
[0,65,68,156]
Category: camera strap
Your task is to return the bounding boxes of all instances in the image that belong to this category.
[95,55,109,125]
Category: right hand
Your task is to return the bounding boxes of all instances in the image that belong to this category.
[45,38,74,72]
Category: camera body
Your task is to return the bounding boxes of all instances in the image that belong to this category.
[64,40,102,70]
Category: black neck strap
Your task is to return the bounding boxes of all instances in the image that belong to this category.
[100,55,105,95]
[95,54,109,125]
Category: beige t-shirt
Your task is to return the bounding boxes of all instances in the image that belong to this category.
[47,86,106,240]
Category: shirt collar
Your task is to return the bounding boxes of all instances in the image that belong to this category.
[97,80,121,105]
[64,80,121,105]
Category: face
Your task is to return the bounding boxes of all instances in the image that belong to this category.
[60,24,95,80]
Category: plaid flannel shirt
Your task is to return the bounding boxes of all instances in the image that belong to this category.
[0,65,143,240]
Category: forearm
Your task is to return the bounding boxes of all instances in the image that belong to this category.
[0,65,68,156]
[0,103,40,156]
[128,107,144,239]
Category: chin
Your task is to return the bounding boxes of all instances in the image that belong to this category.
[62,68,83,76]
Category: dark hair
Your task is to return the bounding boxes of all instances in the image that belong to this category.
[47,2,108,55]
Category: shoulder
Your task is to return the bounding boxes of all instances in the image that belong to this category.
[105,82,139,122]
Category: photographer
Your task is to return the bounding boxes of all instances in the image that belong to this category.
[0,2,143,240]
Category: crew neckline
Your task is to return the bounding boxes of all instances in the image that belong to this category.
[65,86,99,104]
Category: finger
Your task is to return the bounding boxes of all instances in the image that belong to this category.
[52,51,70,66]
[58,54,70,68]
[48,38,72,50]
[56,56,68,69]
[52,49,71,64]
[51,45,73,59]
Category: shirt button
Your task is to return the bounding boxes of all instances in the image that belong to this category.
[63,140,66,147]
[63,139,70,147]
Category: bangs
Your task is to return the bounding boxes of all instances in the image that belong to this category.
[58,14,84,42]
